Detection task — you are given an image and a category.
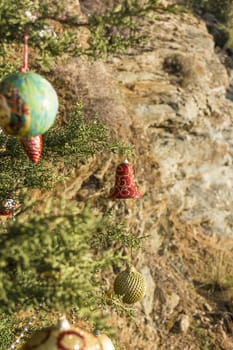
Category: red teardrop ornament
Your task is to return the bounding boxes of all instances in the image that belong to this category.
[109,160,142,199]
[20,134,42,163]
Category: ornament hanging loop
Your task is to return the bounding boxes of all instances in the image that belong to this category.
[21,31,29,73]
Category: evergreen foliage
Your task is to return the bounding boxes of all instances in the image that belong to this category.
[43,102,132,165]
[0,313,19,350]
[184,0,233,23]
[0,101,132,195]
[0,197,142,349]
[0,199,126,314]
[88,0,159,56]
[184,0,233,54]
[0,0,151,348]
[0,0,162,73]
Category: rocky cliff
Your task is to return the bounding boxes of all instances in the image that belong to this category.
[52,1,233,348]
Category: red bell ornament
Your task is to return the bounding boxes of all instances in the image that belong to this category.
[20,134,42,164]
[109,160,141,199]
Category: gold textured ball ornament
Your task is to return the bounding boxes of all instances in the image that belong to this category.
[21,322,102,350]
[113,266,146,304]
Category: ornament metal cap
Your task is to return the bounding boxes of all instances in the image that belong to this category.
[55,317,71,330]
[96,332,115,350]
[109,160,142,199]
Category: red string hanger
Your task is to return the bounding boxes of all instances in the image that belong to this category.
[21,32,29,73]
[18,32,43,164]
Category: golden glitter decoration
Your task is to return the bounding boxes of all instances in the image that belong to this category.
[113,266,145,304]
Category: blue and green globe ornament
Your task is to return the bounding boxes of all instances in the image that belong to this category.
[0,71,58,138]
[0,33,58,139]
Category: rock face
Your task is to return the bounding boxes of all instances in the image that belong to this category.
[109,12,233,237]
[48,0,87,23]
[77,2,233,236]
[57,2,233,349]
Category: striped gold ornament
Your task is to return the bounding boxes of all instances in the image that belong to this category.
[113,266,145,304]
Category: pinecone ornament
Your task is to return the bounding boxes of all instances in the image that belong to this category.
[20,134,42,163]
[113,266,146,304]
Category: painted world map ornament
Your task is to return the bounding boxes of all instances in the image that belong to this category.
[0,31,58,138]
[0,71,58,138]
